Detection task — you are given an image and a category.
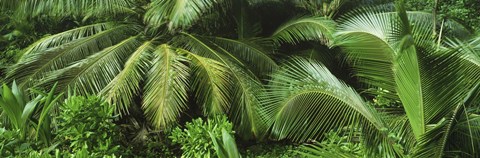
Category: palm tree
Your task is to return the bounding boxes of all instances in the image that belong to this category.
[258,0,480,157]
[4,0,285,140]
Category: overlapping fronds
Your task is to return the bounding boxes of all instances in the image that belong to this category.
[184,50,232,115]
[3,0,137,18]
[39,36,141,95]
[7,23,137,85]
[259,57,386,141]
[411,37,480,157]
[207,37,278,77]
[335,6,437,100]
[101,41,154,114]
[413,85,480,158]
[335,5,401,100]
[175,33,274,138]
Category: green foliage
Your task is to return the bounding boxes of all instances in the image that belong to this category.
[210,128,241,158]
[243,143,300,158]
[55,95,122,157]
[0,46,20,78]
[121,128,176,157]
[169,115,234,158]
[296,131,364,158]
[1,0,479,157]
[406,0,480,31]
[0,128,58,157]
[366,88,400,108]
[0,82,62,145]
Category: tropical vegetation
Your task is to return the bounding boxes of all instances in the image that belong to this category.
[0,0,479,157]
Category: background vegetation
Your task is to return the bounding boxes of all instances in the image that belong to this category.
[0,0,479,157]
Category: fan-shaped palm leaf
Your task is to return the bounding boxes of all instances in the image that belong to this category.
[259,57,405,156]
[259,57,386,141]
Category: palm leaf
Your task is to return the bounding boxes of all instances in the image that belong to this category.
[206,37,278,77]
[272,16,335,46]
[259,57,386,141]
[259,57,403,156]
[20,22,119,57]
[38,36,141,95]
[335,7,437,100]
[176,33,269,138]
[100,41,154,115]
[7,23,136,85]
[142,44,190,129]
[183,50,232,115]
[334,6,401,100]
[413,85,480,158]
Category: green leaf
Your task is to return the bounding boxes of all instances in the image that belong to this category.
[142,44,190,129]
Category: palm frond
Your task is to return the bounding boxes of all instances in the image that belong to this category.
[7,23,137,85]
[38,36,141,95]
[413,85,480,158]
[227,65,265,140]
[182,50,232,115]
[175,33,270,138]
[259,57,386,141]
[335,7,437,101]
[393,44,425,139]
[206,37,278,77]
[142,44,190,129]
[335,6,400,100]
[144,0,227,30]
[411,37,480,157]
[272,16,335,46]
[11,0,138,19]
[100,41,154,115]
[20,22,119,57]
[259,57,404,156]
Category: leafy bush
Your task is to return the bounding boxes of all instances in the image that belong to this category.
[0,128,25,156]
[122,128,176,157]
[243,143,300,158]
[296,131,364,158]
[55,95,122,157]
[406,0,480,31]
[0,128,57,157]
[0,82,61,149]
[169,115,234,158]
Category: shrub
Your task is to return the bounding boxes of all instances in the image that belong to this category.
[0,82,61,145]
[296,130,364,158]
[243,143,300,158]
[169,115,234,158]
[55,95,122,157]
